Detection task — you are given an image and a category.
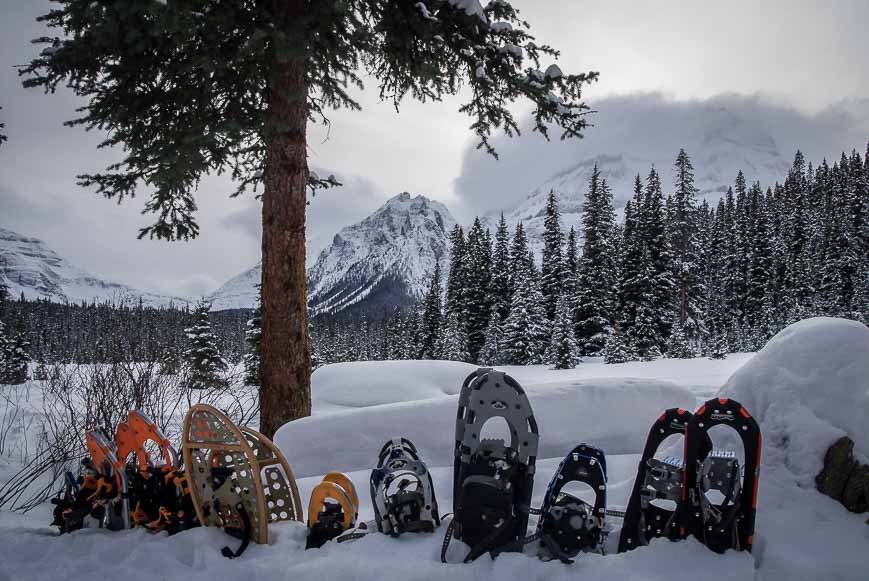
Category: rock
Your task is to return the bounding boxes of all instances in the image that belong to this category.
[816,437,856,501]
[842,463,869,513]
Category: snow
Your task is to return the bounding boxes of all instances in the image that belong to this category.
[2,335,868,580]
[544,64,563,79]
[447,0,486,23]
[720,317,869,477]
[0,227,188,308]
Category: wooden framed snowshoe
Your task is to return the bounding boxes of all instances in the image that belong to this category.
[537,444,607,562]
[370,438,439,536]
[680,397,761,553]
[182,404,302,555]
[618,408,705,553]
[443,369,538,563]
[306,472,359,548]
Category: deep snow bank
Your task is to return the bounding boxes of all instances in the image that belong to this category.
[720,317,869,482]
[277,375,694,477]
[311,360,477,412]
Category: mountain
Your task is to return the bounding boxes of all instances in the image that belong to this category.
[209,193,455,315]
[0,227,188,308]
[482,105,792,256]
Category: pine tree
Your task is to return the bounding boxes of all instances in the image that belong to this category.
[540,190,564,323]
[640,167,674,349]
[666,322,693,359]
[184,300,227,390]
[563,226,579,299]
[24,0,597,436]
[420,262,444,359]
[670,149,705,349]
[575,167,617,355]
[616,176,645,335]
[439,310,469,362]
[548,293,578,369]
[504,263,547,365]
[445,225,467,317]
[708,332,728,360]
[244,287,262,386]
[604,324,634,364]
[2,332,30,385]
[489,214,512,322]
[509,222,532,295]
[478,310,504,366]
[464,218,493,362]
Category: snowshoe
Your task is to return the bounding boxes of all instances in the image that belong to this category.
[537,444,607,562]
[84,429,129,530]
[442,369,538,563]
[618,408,704,553]
[370,437,439,536]
[306,472,359,549]
[182,404,302,556]
[680,397,761,553]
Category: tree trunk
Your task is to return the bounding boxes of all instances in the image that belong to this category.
[259,0,310,438]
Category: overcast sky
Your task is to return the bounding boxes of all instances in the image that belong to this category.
[1,0,867,297]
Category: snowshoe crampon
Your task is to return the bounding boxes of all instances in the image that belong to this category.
[370,437,439,536]
[537,444,607,562]
[680,397,761,553]
[182,404,302,557]
[442,369,538,563]
[618,408,702,553]
[306,472,359,549]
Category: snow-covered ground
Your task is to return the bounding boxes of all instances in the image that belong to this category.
[1,318,867,580]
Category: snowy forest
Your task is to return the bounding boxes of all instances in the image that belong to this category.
[314,147,869,368]
[1,146,867,384]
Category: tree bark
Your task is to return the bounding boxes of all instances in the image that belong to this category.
[259,0,310,438]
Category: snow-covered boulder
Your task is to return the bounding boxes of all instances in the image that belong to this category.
[277,366,694,477]
[311,360,477,412]
[720,317,869,483]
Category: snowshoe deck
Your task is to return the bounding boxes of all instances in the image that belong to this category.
[444,369,538,563]
[307,472,359,548]
[370,437,439,536]
[115,410,179,476]
[182,404,302,548]
[680,397,761,553]
[538,444,608,562]
[618,408,703,553]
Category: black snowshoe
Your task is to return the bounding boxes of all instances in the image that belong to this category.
[537,444,608,563]
[618,408,703,553]
[370,438,439,536]
[680,397,761,553]
[442,369,538,563]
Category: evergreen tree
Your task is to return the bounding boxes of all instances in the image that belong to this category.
[708,332,728,360]
[464,218,493,362]
[420,261,444,359]
[604,324,634,364]
[563,226,579,299]
[616,176,645,335]
[504,263,547,365]
[640,167,674,349]
[489,214,512,322]
[244,287,263,386]
[438,310,469,362]
[478,310,505,366]
[184,300,227,390]
[540,190,564,322]
[509,222,532,294]
[2,332,30,385]
[445,225,467,317]
[24,0,597,436]
[669,149,705,348]
[575,167,617,355]
[548,293,578,369]
[666,321,693,359]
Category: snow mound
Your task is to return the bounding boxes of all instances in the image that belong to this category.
[312,360,478,412]
[277,373,694,478]
[720,317,869,482]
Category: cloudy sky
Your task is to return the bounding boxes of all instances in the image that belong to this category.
[1,0,867,297]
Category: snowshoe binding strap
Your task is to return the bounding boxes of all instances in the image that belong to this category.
[537,444,608,561]
[446,369,538,563]
[84,430,130,530]
[680,397,761,553]
[116,410,178,476]
[371,438,439,536]
[618,408,703,553]
[307,474,358,549]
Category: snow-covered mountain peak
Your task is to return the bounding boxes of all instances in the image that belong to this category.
[0,227,186,308]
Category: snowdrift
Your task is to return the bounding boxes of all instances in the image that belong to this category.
[720,317,869,481]
[311,360,477,412]
[277,375,694,477]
